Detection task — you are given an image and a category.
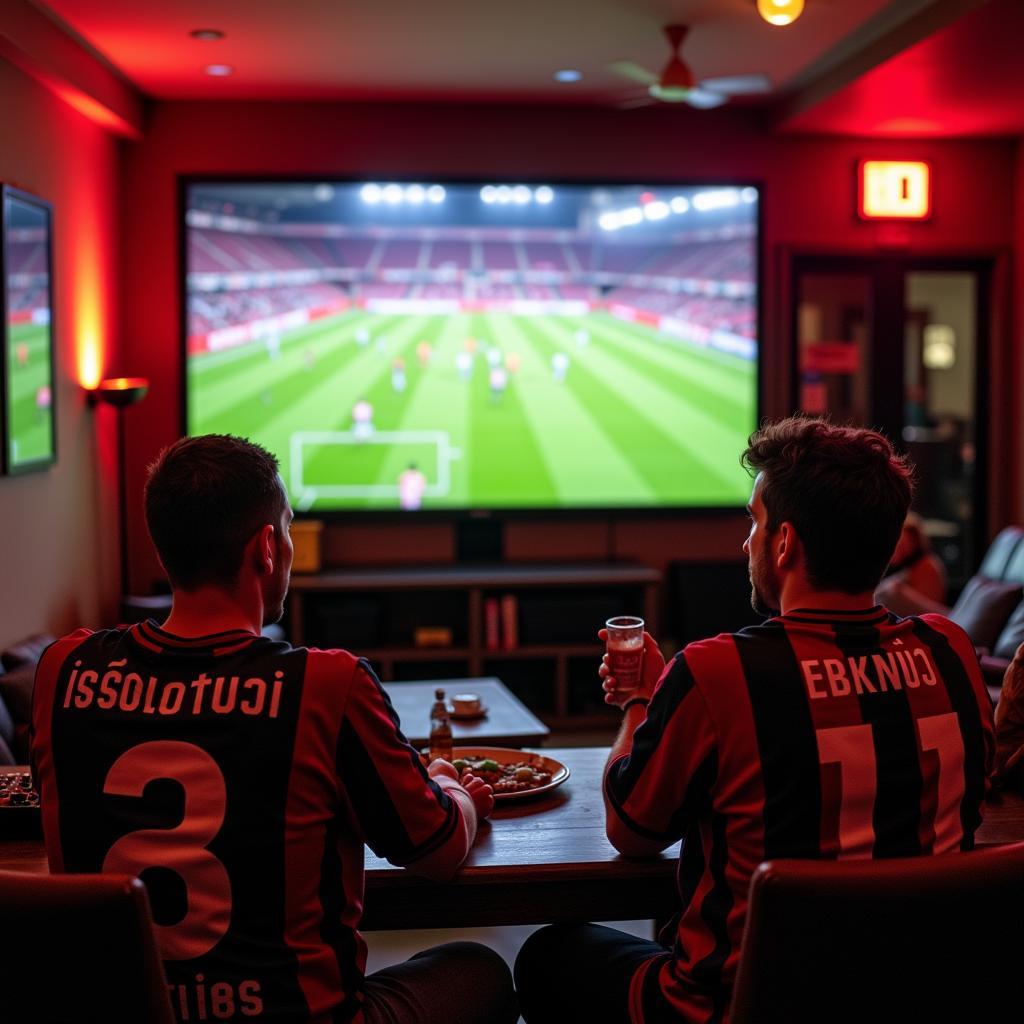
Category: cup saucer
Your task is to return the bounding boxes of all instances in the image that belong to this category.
[449,704,488,721]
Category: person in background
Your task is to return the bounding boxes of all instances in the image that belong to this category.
[994,643,1024,786]
[515,416,994,1024]
[874,512,948,615]
[31,434,516,1024]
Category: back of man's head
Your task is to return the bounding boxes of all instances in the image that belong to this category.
[145,434,284,591]
[742,417,913,594]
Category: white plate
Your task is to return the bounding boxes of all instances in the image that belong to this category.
[450,746,569,802]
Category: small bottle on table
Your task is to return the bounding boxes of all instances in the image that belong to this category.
[429,687,453,763]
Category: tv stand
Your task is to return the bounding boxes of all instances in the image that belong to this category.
[455,516,503,562]
[287,562,661,728]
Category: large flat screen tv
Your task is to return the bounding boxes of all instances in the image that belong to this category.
[183,179,759,514]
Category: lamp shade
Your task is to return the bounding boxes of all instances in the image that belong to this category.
[89,377,149,408]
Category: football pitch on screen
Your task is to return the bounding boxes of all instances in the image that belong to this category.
[187,310,757,511]
[7,322,52,466]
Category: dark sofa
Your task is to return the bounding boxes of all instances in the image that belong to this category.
[0,633,54,765]
[944,527,1024,702]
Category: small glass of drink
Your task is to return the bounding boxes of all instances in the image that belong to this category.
[605,616,645,694]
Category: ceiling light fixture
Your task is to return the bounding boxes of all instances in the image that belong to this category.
[757,0,802,26]
[204,64,234,77]
[190,28,225,41]
[757,0,804,26]
[554,69,582,83]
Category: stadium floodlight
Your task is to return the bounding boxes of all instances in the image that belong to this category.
[512,185,532,204]
[360,183,382,204]
[643,201,670,221]
[693,189,741,212]
[535,186,554,204]
[599,212,621,231]
[382,184,404,204]
[495,185,513,204]
[741,187,758,203]
[481,185,498,204]
[405,184,426,204]
[427,185,446,203]
[670,196,690,214]
[313,184,334,202]
[619,207,643,226]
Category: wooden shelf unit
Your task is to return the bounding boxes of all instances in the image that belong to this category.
[287,563,661,724]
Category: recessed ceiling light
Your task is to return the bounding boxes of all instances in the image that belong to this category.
[554,69,582,83]
[204,64,234,77]
[190,28,224,41]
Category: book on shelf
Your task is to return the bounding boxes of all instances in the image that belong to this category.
[484,597,500,652]
[500,593,518,650]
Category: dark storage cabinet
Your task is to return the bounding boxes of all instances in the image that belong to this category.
[288,564,660,728]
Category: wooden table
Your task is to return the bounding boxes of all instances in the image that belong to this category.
[382,677,550,748]
[363,746,676,929]
[4,749,1024,931]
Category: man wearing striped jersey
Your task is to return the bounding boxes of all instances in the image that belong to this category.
[32,434,516,1024]
[516,417,994,1024]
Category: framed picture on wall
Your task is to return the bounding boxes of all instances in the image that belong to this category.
[1,184,55,474]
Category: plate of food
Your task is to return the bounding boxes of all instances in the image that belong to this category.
[449,747,569,802]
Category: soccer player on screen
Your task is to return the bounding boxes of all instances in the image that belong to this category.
[489,366,508,401]
[551,351,569,383]
[351,398,374,439]
[391,356,407,393]
[515,416,995,1024]
[31,435,516,1024]
[399,462,428,510]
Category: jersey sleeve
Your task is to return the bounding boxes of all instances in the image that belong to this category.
[334,659,461,866]
[604,650,718,842]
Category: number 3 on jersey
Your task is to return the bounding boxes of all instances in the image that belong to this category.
[102,740,231,960]
[816,711,966,858]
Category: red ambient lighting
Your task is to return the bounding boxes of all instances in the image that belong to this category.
[858,160,931,220]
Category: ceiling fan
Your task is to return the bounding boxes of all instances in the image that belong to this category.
[609,24,770,110]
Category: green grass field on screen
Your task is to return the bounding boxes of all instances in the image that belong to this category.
[6,321,52,468]
[187,310,757,511]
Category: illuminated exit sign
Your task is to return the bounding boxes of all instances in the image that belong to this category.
[858,160,931,220]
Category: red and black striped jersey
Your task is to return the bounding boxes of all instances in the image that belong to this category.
[31,621,461,1023]
[605,607,995,1024]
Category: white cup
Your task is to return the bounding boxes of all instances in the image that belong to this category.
[452,692,482,715]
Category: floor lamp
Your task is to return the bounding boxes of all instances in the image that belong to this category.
[88,377,150,603]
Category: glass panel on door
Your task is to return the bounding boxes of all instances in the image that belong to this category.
[795,273,872,424]
[902,272,978,585]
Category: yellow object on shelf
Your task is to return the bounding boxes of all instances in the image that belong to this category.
[290,520,323,573]
[414,627,453,648]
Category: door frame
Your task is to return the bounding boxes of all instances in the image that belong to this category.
[784,250,1001,582]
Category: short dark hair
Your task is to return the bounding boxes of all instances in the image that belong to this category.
[741,417,913,593]
[145,434,285,590]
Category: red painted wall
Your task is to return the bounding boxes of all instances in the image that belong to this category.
[119,101,1017,594]
[0,56,120,646]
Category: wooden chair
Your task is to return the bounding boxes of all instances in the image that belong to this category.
[0,869,175,1023]
[730,842,1024,1024]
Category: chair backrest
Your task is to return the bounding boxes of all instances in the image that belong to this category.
[730,843,1024,1024]
[0,870,175,1024]
[978,526,1024,581]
